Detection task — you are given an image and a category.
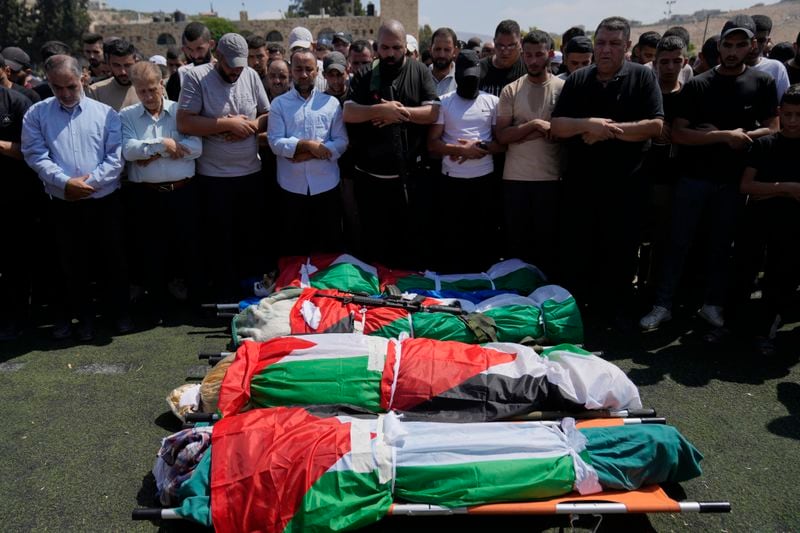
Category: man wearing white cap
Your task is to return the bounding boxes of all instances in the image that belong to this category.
[287,26,327,91]
[177,33,270,301]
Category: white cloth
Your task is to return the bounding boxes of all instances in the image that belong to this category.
[752,56,791,101]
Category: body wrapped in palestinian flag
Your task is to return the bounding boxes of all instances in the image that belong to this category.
[233,285,583,346]
[273,255,547,297]
[216,334,641,420]
[162,407,703,532]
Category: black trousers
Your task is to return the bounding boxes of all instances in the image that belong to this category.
[502,180,561,279]
[276,186,343,257]
[558,177,645,315]
[130,181,199,307]
[435,172,496,273]
[50,190,129,321]
[196,173,264,302]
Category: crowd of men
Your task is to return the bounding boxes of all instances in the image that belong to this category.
[0,14,798,355]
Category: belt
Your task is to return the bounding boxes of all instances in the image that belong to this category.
[139,178,191,192]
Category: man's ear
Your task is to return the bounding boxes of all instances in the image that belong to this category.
[209,39,216,52]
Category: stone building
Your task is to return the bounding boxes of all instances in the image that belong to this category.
[94,0,418,60]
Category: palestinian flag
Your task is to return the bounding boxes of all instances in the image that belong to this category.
[275,254,380,295]
[160,410,703,532]
[378,259,547,295]
[217,334,641,421]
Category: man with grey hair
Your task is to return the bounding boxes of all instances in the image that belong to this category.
[177,33,269,302]
[22,55,131,341]
[344,19,440,267]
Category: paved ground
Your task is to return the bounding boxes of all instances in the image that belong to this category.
[0,303,798,532]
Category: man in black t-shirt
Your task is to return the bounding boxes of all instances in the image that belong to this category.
[785,31,800,85]
[728,84,800,354]
[344,19,440,268]
[0,87,35,340]
[479,19,527,97]
[0,52,40,103]
[639,36,688,290]
[551,16,664,323]
[640,16,779,332]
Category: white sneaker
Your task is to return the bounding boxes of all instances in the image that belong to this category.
[639,306,672,331]
[698,304,724,328]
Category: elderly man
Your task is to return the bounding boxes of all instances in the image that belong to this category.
[177,33,269,301]
[22,55,131,341]
[120,61,202,322]
[268,48,348,257]
[344,19,440,268]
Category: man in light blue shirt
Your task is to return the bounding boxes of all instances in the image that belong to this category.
[268,48,348,256]
[21,54,130,341]
[120,61,203,321]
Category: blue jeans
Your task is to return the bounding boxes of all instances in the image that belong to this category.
[655,177,743,310]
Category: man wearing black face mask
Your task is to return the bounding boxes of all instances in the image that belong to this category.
[344,20,440,268]
[427,50,502,271]
[495,30,564,276]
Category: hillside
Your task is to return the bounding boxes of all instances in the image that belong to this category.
[631,0,800,50]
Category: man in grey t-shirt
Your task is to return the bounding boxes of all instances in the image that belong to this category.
[177,33,270,301]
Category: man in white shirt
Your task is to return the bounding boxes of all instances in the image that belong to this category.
[747,14,791,101]
[427,49,501,271]
[120,61,202,320]
[430,27,459,96]
[268,48,348,256]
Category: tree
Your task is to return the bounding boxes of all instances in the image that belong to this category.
[418,24,433,53]
[287,0,365,18]
[196,17,238,42]
[0,0,36,49]
[29,0,90,61]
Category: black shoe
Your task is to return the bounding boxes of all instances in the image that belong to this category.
[51,321,73,340]
[76,320,95,342]
[115,315,135,335]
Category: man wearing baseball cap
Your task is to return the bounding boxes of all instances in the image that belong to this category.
[640,14,780,333]
[332,32,351,56]
[557,36,593,80]
[0,47,32,87]
[287,26,327,92]
[177,33,270,301]
[322,51,348,104]
[0,52,39,103]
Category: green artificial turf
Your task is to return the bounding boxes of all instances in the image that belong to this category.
[0,309,798,532]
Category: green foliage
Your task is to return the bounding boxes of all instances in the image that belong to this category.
[0,0,36,49]
[418,24,433,53]
[28,0,90,60]
[197,17,239,42]
[287,0,365,17]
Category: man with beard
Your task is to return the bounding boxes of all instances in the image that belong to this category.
[495,30,564,276]
[120,61,202,324]
[332,32,351,56]
[427,49,501,271]
[88,39,139,111]
[343,19,439,268]
[0,52,39,103]
[246,34,269,93]
[268,48,348,257]
[639,15,778,332]
[22,55,131,341]
[550,16,663,327]
[322,52,349,104]
[746,15,790,101]
[177,33,269,302]
[166,22,215,102]
[430,27,459,96]
[82,32,108,82]
[479,19,526,97]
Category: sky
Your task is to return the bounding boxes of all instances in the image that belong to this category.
[106,0,778,35]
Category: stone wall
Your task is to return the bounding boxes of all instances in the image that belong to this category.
[95,0,419,60]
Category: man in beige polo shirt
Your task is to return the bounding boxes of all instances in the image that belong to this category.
[88,38,139,111]
[495,29,564,277]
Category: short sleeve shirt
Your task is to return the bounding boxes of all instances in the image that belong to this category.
[676,66,777,183]
[346,58,439,176]
[179,63,270,177]
[497,74,564,181]
[746,133,800,184]
[436,90,498,178]
[551,61,664,181]
[0,87,32,181]
[479,56,527,97]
